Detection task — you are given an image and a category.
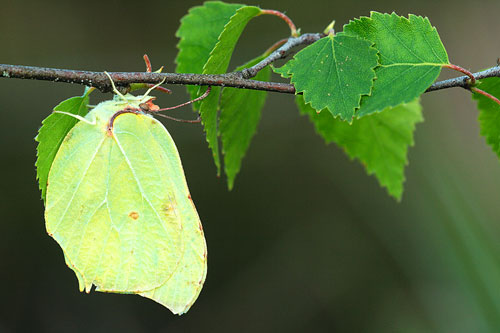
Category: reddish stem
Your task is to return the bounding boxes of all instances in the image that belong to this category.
[444,64,476,85]
[444,64,500,105]
[471,87,500,106]
[146,84,172,94]
[264,38,289,56]
[261,9,298,37]
[142,54,172,94]
[143,54,153,72]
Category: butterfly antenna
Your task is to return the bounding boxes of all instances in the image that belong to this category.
[154,113,201,123]
[155,86,211,112]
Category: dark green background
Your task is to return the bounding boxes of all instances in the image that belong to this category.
[1,0,500,331]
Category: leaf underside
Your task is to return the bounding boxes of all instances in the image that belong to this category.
[220,56,271,189]
[35,89,91,202]
[175,1,244,108]
[343,12,449,116]
[45,101,206,314]
[274,34,378,121]
[472,77,500,159]
[198,5,262,173]
[296,96,423,200]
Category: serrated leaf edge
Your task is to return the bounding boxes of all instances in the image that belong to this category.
[287,34,379,123]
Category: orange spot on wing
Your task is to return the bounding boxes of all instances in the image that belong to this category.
[129,211,139,220]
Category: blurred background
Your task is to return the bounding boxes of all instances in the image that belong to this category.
[1,0,500,331]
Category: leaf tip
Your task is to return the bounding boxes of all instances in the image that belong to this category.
[227,178,235,191]
[389,188,404,202]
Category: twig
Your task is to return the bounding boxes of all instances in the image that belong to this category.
[426,66,500,92]
[241,33,323,79]
[0,64,296,94]
[443,64,476,85]
[264,38,289,55]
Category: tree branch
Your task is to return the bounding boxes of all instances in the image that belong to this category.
[241,33,324,78]
[0,33,323,95]
[1,36,499,96]
[0,63,296,94]
[426,65,500,92]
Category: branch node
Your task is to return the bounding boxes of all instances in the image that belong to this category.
[444,63,476,86]
[241,68,253,79]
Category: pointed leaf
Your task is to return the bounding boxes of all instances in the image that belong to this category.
[35,89,92,202]
[296,96,423,200]
[220,56,271,190]
[198,88,222,172]
[344,12,449,116]
[198,5,262,173]
[274,34,378,121]
[472,77,500,158]
[175,1,244,106]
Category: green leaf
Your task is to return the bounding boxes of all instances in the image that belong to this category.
[45,94,207,315]
[296,96,423,200]
[472,77,500,158]
[274,34,378,121]
[343,12,449,117]
[35,89,92,202]
[220,56,271,190]
[198,5,262,173]
[175,1,244,106]
[198,88,222,172]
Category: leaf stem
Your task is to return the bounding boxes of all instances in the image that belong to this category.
[471,87,500,106]
[443,63,476,85]
[440,64,500,105]
[260,9,298,37]
[264,38,289,57]
[143,54,153,72]
[142,54,171,94]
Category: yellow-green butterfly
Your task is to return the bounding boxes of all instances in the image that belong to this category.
[44,75,207,314]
